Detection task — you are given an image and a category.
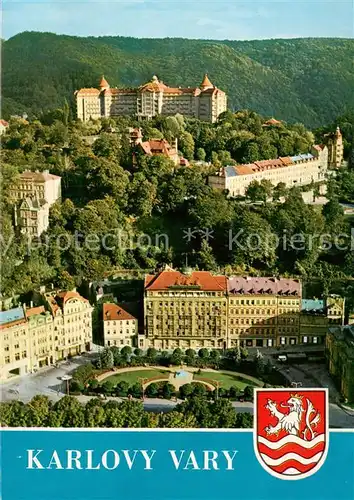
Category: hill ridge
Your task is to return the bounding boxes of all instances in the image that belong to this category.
[3,31,354,126]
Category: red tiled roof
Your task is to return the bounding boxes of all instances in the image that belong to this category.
[75,88,100,96]
[26,306,45,318]
[103,88,136,95]
[200,74,213,88]
[103,303,136,321]
[140,139,177,158]
[263,118,283,126]
[0,318,27,330]
[228,277,301,296]
[145,270,227,292]
[56,291,89,304]
[99,76,109,88]
[0,120,9,127]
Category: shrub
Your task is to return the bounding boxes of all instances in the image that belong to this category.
[145,382,159,398]
[244,386,254,401]
[179,383,194,399]
[162,383,175,400]
[116,381,130,397]
[129,383,143,398]
[102,380,115,394]
[70,380,84,393]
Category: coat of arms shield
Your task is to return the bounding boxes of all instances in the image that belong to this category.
[254,388,329,480]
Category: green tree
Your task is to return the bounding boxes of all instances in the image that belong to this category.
[100,348,114,370]
[235,412,253,428]
[179,131,195,160]
[146,382,159,398]
[196,147,206,161]
[159,411,197,428]
[198,348,209,359]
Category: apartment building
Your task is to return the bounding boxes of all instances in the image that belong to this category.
[209,147,330,197]
[326,325,354,403]
[0,291,93,380]
[144,266,228,350]
[143,271,344,349]
[103,303,138,348]
[209,130,343,197]
[10,170,61,237]
[228,277,301,348]
[75,74,227,123]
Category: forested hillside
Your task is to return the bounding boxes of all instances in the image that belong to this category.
[2,32,354,126]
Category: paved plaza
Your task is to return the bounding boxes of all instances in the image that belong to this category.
[1,354,354,428]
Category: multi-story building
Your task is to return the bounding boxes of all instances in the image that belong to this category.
[326,295,345,325]
[75,74,227,123]
[326,325,354,403]
[228,277,301,348]
[0,290,93,380]
[300,299,328,345]
[144,266,228,350]
[143,270,346,350]
[208,145,330,197]
[10,170,61,237]
[0,307,29,379]
[103,303,138,348]
[299,295,344,346]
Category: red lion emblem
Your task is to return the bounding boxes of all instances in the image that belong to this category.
[254,388,329,480]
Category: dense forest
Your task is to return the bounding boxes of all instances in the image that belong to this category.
[2,32,354,126]
[1,107,354,310]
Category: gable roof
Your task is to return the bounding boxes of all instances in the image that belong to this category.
[145,269,227,292]
[139,138,177,158]
[103,303,136,321]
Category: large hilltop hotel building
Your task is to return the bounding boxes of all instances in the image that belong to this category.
[75,74,227,123]
[208,128,344,197]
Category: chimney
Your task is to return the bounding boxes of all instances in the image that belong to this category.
[30,300,34,308]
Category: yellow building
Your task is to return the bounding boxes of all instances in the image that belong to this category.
[208,146,329,197]
[0,307,29,378]
[0,291,93,380]
[144,267,228,350]
[103,303,138,348]
[10,170,61,237]
[75,74,227,123]
[228,277,301,348]
[326,295,345,325]
[326,325,354,403]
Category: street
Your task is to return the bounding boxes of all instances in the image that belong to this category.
[1,356,354,428]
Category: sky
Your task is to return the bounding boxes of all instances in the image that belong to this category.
[2,0,354,41]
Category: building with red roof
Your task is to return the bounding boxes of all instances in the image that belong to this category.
[75,74,227,123]
[103,303,138,348]
[208,143,330,198]
[144,266,228,350]
[0,289,93,380]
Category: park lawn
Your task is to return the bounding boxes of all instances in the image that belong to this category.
[194,371,262,390]
[100,369,169,386]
